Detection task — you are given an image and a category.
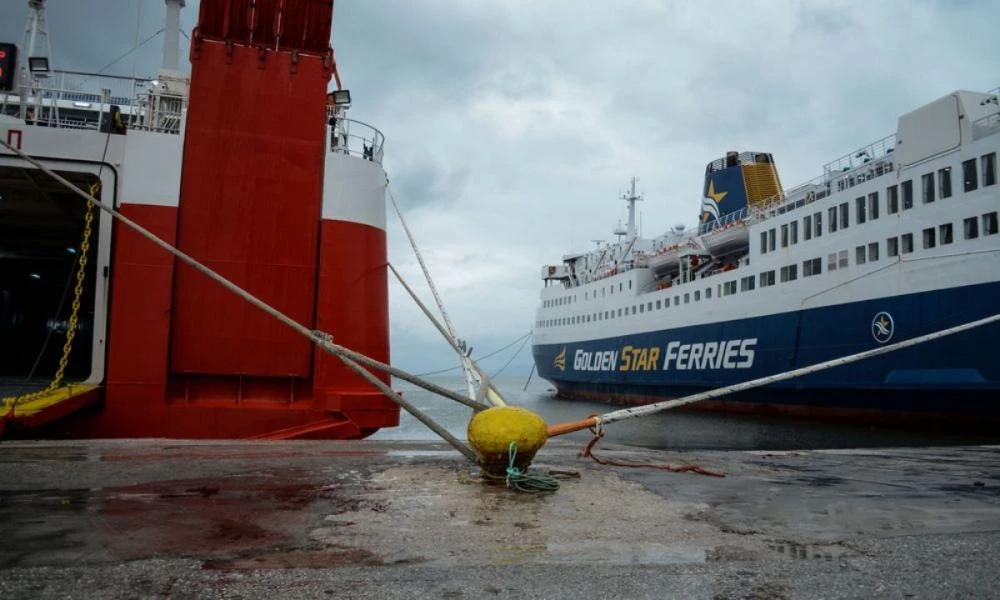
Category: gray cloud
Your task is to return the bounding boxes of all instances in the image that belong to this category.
[3,0,998,378]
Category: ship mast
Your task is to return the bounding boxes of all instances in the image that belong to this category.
[21,0,53,79]
[622,177,642,239]
[162,0,185,71]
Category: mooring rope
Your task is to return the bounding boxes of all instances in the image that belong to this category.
[414,332,532,377]
[0,139,489,458]
[479,442,561,493]
[387,187,506,407]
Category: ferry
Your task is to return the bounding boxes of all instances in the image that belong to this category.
[532,87,1000,423]
[0,0,399,438]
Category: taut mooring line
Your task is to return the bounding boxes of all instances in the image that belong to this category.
[0,138,486,458]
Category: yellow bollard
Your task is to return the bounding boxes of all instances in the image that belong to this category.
[467,406,548,477]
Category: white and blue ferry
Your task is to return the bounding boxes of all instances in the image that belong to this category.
[532,88,1000,423]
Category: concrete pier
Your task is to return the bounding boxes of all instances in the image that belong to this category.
[1,440,998,598]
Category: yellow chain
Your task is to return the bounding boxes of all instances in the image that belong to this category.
[2,182,98,409]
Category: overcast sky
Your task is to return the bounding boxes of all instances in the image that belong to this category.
[2,0,998,378]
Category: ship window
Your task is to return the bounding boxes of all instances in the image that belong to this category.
[814,212,822,237]
[610,286,613,295]
[839,203,849,229]
[901,233,914,254]
[779,264,797,282]
[803,215,812,240]
[964,217,979,239]
[963,159,978,192]
[741,276,756,291]
[922,172,935,203]
[656,300,661,309]
[838,250,848,268]
[628,280,632,289]
[674,296,679,306]
[705,288,712,299]
[639,304,644,313]
[768,228,776,251]
[828,207,838,233]
[632,305,638,314]
[922,227,936,249]
[940,223,953,245]
[760,231,768,254]
[759,270,775,287]
[619,283,622,291]
[827,252,838,271]
[983,153,997,187]
[984,212,999,235]
[803,257,821,277]
[855,197,866,224]
[901,180,914,209]
[648,302,653,311]
[868,192,879,220]
[856,246,867,265]
[887,237,899,257]
[887,185,899,214]
[868,242,879,262]
[781,224,788,247]
[681,294,688,304]
[694,291,701,301]
[938,167,952,199]
[790,220,798,244]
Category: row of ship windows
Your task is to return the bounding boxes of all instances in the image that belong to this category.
[542,280,635,308]
[760,152,998,254]
[536,211,1000,329]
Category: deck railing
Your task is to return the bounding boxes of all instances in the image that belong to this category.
[326,108,385,165]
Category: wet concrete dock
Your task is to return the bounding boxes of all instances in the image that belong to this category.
[1,440,998,599]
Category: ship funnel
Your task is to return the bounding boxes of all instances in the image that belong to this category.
[700,151,783,231]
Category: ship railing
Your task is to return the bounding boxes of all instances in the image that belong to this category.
[972,89,1000,140]
[326,108,385,165]
[0,70,154,128]
[128,92,187,134]
[822,132,896,176]
[698,205,750,234]
[973,112,1000,140]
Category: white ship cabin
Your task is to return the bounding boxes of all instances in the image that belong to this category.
[535,89,1000,340]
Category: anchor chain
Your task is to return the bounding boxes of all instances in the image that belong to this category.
[2,182,98,410]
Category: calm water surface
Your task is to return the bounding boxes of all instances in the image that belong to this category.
[371,375,1000,450]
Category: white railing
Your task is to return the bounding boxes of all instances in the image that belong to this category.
[326,108,385,165]
[0,70,157,131]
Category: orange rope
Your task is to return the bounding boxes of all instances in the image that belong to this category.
[579,433,726,477]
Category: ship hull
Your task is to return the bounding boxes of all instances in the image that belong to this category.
[533,281,1000,423]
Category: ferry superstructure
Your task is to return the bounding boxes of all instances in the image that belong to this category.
[0,0,399,438]
[532,89,1000,422]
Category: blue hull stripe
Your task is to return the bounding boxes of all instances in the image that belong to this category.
[533,281,1000,415]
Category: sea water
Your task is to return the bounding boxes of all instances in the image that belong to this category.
[371,375,1000,450]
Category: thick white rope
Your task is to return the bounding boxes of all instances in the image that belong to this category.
[599,312,1000,426]
[0,139,489,417]
[387,185,506,406]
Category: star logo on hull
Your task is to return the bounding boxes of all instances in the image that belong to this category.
[553,347,566,371]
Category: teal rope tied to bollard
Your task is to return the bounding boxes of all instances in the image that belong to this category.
[503,442,560,493]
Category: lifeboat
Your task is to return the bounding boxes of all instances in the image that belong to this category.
[701,219,749,257]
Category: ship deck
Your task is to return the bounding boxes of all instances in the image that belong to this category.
[1,439,998,598]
